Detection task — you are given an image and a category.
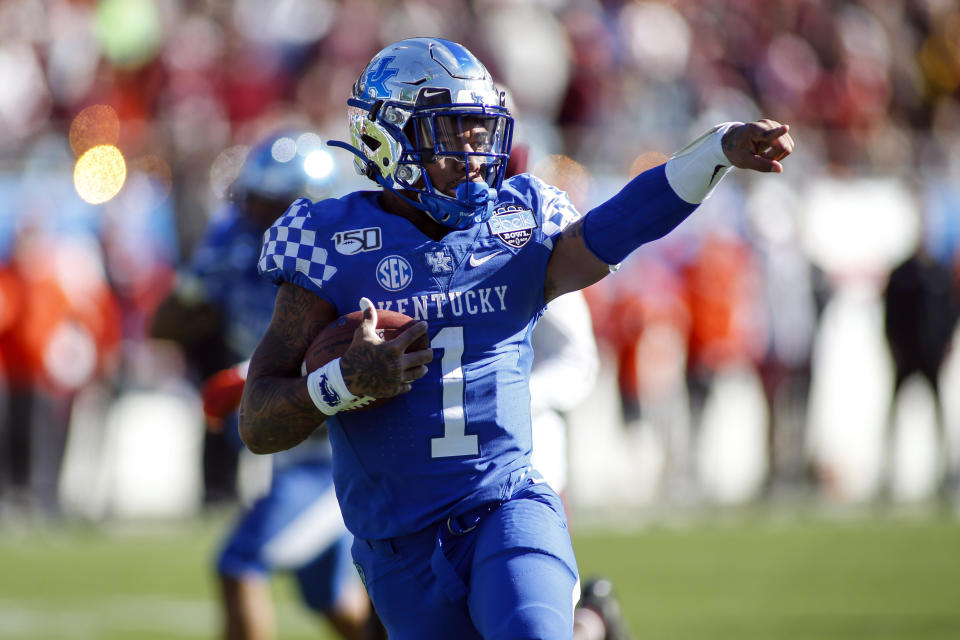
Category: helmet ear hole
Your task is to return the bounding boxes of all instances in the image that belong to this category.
[361,134,381,151]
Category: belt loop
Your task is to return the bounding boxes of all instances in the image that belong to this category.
[363,537,398,555]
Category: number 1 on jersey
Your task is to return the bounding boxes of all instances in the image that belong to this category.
[430,326,479,458]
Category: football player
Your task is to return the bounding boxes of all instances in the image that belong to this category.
[152,132,379,640]
[240,38,794,639]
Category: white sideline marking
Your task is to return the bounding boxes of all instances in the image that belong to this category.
[0,596,316,637]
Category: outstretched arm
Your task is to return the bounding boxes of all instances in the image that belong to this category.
[239,285,433,454]
[544,119,795,302]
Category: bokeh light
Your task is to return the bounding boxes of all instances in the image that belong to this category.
[620,1,691,82]
[532,154,592,210]
[0,41,51,146]
[209,145,249,199]
[69,104,120,158]
[164,14,224,72]
[232,0,335,45]
[296,132,323,154]
[270,136,298,163]
[95,0,162,69]
[74,144,127,204]
[629,151,669,178]
[483,5,570,117]
[304,149,335,180]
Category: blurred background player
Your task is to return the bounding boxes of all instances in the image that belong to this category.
[0,220,121,520]
[504,140,603,506]
[531,291,633,640]
[512,112,667,637]
[151,131,378,640]
[882,241,960,502]
[530,290,599,507]
[509,143,632,640]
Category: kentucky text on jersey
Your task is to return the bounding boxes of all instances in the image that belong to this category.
[374,286,509,319]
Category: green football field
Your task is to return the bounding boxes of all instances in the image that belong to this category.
[1,510,958,639]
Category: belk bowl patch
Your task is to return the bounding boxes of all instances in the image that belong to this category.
[488,205,536,248]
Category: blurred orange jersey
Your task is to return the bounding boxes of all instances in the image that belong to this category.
[682,233,767,371]
[0,232,121,392]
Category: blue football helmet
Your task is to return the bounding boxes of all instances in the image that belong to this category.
[329,37,514,229]
[235,130,337,203]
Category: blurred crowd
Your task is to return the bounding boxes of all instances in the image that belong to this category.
[1,0,959,519]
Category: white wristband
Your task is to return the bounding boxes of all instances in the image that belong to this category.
[306,358,374,416]
[665,122,741,204]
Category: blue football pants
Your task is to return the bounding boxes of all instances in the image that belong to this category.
[352,479,580,639]
[217,460,356,612]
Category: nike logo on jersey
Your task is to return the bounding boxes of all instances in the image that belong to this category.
[709,164,726,185]
[468,251,503,268]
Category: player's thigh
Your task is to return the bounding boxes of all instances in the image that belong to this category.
[351,536,481,640]
[471,549,578,640]
[469,487,579,640]
[294,532,358,612]
[217,462,338,574]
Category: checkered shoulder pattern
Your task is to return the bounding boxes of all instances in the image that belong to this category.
[257,198,338,293]
[526,175,583,251]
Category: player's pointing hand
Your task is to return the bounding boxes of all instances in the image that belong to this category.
[721,119,795,173]
[341,297,432,398]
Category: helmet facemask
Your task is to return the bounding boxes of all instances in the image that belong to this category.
[399,104,513,228]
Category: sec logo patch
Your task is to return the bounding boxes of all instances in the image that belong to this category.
[376,255,413,291]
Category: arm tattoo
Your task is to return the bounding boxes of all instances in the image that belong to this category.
[239,284,331,453]
[544,219,607,302]
[340,341,405,397]
[564,219,585,239]
[722,127,738,156]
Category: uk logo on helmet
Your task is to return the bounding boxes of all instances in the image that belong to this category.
[376,255,413,291]
[365,57,399,97]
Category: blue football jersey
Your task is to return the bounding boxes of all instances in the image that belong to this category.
[258,174,582,539]
[190,204,278,360]
[192,204,332,470]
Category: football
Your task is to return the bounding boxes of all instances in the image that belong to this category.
[304,308,428,412]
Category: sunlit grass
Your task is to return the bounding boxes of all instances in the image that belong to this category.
[1,510,958,639]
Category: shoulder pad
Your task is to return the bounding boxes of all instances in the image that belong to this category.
[257,198,338,292]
